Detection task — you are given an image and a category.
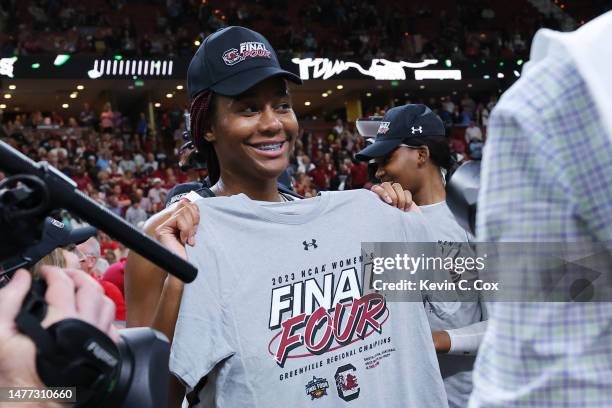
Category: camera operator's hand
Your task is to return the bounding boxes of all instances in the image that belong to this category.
[155,200,200,261]
[0,267,119,397]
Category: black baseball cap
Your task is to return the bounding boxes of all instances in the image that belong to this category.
[355,104,445,161]
[188,26,302,98]
[22,218,97,265]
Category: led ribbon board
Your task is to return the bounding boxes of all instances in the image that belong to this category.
[291,58,460,81]
[0,57,17,78]
[88,59,174,79]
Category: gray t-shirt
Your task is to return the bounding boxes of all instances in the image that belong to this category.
[171,189,448,408]
[420,201,484,408]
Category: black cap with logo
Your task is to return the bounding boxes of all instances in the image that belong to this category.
[355,104,445,161]
[188,26,302,98]
[22,218,97,265]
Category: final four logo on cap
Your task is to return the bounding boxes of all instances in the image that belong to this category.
[222,42,272,66]
[377,121,391,134]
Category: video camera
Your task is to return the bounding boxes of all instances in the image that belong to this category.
[0,140,198,407]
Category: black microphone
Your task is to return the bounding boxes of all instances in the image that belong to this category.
[0,140,197,283]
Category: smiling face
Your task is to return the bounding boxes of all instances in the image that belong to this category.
[208,77,298,184]
[374,146,426,193]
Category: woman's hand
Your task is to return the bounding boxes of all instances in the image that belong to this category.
[155,200,200,260]
[370,182,420,212]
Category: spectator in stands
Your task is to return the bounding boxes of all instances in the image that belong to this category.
[333,118,344,135]
[100,103,114,134]
[141,152,158,174]
[465,121,483,143]
[297,154,315,174]
[349,159,368,188]
[104,249,117,266]
[125,198,148,227]
[79,102,96,127]
[74,237,125,321]
[135,188,153,214]
[136,112,148,141]
[461,93,476,119]
[103,257,126,296]
[147,178,167,207]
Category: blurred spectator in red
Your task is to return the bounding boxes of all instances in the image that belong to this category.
[103,258,126,296]
[349,160,368,188]
[100,103,114,134]
[75,237,126,321]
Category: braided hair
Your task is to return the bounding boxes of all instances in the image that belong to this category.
[188,90,220,184]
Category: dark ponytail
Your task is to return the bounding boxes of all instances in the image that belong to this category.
[189,90,221,185]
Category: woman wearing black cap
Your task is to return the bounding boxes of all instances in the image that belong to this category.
[356,104,487,408]
[126,27,422,407]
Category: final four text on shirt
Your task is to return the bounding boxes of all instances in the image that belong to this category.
[268,253,389,368]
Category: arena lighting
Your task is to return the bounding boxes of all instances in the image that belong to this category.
[514,70,521,77]
[194,40,201,46]
[62,103,69,108]
[8,85,15,90]
[336,84,343,89]
[166,93,173,98]
[88,59,174,79]
[499,61,505,67]
[176,85,184,90]
[467,83,473,88]
[114,55,123,61]
[390,80,399,87]
[291,57,438,80]
[135,80,144,87]
[31,63,40,69]
[444,59,452,68]
[3,94,11,99]
[154,102,161,108]
[53,54,71,66]
[483,75,490,79]
[76,85,84,90]
[322,93,328,98]
[414,70,462,80]
[304,101,311,106]
[0,104,6,109]
[0,57,17,78]
[419,85,425,89]
[70,92,78,99]
[326,89,332,94]
[517,59,524,65]
[497,73,505,78]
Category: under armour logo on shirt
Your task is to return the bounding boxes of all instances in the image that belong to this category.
[411,126,423,134]
[303,239,318,250]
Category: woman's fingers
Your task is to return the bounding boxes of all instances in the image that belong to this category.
[372,182,398,205]
[391,183,407,210]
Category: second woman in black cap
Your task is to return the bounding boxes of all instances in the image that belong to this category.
[356,104,487,408]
